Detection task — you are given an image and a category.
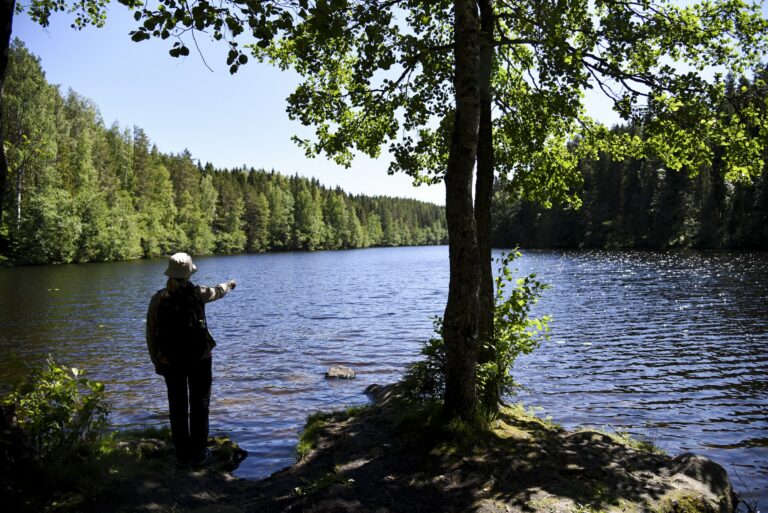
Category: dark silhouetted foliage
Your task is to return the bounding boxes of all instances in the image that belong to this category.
[492,70,768,250]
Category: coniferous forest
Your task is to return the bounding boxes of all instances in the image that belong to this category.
[492,69,768,250]
[3,39,767,262]
[0,41,447,265]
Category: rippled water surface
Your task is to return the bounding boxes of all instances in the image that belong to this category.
[0,247,766,506]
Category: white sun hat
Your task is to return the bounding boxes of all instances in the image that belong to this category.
[164,252,198,279]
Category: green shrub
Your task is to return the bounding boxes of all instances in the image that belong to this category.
[398,318,447,405]
[477,251,551,407]
[401,251,550,411]
[2,357,110,463]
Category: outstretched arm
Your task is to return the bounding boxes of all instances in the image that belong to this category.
[196,280,237,304]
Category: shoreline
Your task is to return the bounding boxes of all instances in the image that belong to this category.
[0,243,448,268]
[23,384,742,513]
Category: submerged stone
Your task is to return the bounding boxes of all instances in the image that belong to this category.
[325,366,355,379]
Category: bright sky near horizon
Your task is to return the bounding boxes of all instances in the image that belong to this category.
[13,3,768,206]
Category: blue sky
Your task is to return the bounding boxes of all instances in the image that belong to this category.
[13,3,768,206]
[16,7,453,204]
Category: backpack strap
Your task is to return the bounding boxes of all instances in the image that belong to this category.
[185,283,216,349]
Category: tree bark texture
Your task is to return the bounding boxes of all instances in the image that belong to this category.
[442,0,482,421]
[0,0,14,233]
[475,0,495,355]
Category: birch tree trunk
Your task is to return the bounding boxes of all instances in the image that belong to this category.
[442,0,482,420]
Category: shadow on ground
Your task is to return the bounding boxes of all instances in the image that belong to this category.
[74,392,732,513]
[219,401,730,513]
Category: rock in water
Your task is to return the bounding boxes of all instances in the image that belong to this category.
[207,436,248,472]
[364,383,400,406]
[326,366,355,379]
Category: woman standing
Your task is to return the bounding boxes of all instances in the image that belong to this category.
[146,252,236,467]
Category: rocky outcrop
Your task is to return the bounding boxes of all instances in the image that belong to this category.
[363,383,399,404]
[257,383,736,513]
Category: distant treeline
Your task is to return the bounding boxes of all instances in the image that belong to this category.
[0,40,446,265]
[493,69,768,250]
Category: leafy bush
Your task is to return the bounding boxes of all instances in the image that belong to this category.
[401,251,550,410]
[2,357,110,463]
[477,251,550,406]
[398,318,448,405]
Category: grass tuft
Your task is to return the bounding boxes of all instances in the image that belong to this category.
[296,405,371,461]
[579,426,666,455]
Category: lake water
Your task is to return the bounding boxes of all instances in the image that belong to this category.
[0,247,766,507]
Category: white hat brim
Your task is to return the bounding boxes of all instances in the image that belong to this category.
[164,262,197,279]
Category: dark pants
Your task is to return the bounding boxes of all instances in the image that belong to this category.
[161,358,212,463]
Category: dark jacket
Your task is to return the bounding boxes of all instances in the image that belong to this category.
[146,281,234,366]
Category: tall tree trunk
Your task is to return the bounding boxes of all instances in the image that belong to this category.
[0,0,14,234]
[14,164,20,228]
[442,0,482,421]
[475,0,496,409]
